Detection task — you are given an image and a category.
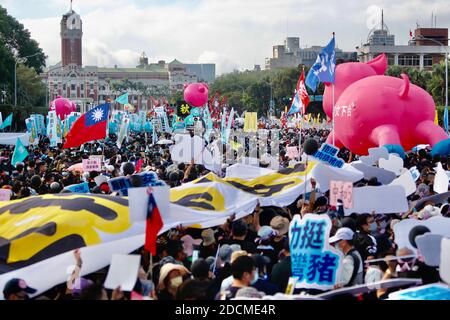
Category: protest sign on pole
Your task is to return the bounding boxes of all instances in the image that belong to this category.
[329,180,353,209]
[289,214,343,291]
[65,182,90,194]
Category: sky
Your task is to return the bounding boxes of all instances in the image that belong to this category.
[1,0,449,75]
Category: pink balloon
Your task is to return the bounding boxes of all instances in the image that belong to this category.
[323,54,447,155]
[70,102,77,113]
[184,83,209,107]
[49,97,73,120]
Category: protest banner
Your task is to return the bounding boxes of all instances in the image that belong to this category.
[128,186,170,223]
[434,162,448,194]
[389,170,417,196]
[82,159,102,172]
[351,162,397,185]
[379,154,404,176]
[289,214,343,291]
[89,155,104,164]
[329,180,353,209]
[176,101,191,118]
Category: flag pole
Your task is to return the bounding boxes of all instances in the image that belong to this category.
[332,32,336,147]
[332,84,335,146]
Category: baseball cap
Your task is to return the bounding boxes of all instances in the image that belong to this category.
[2,278,37,298]
[329,227,354,244]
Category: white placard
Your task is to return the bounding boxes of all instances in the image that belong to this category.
[379,154,404,176]
[434,162,449,194]
[128,186,170,224]
[440,238,450,285]
[359,147,389,166]
[351,162,397,185]
[416,233,443,267]
[393,216,450,251]
[344,185,408,215]
[104,254,141,292]
[389,170,417,196]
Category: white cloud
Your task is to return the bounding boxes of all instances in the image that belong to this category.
[4,0,450,75]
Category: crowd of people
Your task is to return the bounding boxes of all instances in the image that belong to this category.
[0,123,448,300]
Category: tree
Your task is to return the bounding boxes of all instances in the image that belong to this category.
[427,61,449,107]
[16,64,46,107]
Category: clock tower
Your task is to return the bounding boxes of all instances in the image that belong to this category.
[61,1,82,67]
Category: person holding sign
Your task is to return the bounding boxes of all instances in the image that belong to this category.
[329,227,364,288]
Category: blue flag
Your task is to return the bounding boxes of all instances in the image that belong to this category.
[444,107,449,133]
[115,93,129,105]
[0,114,13,130]
[306,36,336,92]
[288,94,302,116]
[11,138,29,167]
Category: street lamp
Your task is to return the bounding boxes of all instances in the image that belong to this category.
[410,35,450,134]
[14,52,41,107]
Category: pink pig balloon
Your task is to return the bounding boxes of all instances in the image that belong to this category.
[50,97,73,120]
[70,101,77,113]
[184,83,209,107]
[323,54,448,156]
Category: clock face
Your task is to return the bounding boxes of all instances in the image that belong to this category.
[67,13,81,30]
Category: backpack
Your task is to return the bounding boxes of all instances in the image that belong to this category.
[346,248,362,287]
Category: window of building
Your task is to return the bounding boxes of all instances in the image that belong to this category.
[398,55,420,67]
[71,84,76,91]
[90,84,94,90]
[63,84,66,90]
[424,55,433,67]
[81,84,84,90]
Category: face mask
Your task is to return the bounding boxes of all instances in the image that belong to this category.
[370,222,377,233]
[250,269,259,285]
[169,276,183,289]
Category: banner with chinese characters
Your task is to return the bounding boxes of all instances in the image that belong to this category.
[289,214,343,291]
[82,159,102,172]
[313,143,345,168]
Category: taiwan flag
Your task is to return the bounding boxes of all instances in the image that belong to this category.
[63,104,110,149]
[145,190,164,255]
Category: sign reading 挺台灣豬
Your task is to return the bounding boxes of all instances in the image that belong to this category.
[313,143,345,168]
[289,214,343,291]
[329,180,353,209]
[82,159,102,172]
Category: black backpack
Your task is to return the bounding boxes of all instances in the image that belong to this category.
[346,248,362,287]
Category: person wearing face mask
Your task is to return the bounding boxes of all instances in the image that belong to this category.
[329,228,364,288]
[157,263,190,300]
[217,255,256,300]
[250,254,279,295]
[354,214,378,262]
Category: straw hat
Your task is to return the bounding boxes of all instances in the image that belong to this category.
[158,263,189,289]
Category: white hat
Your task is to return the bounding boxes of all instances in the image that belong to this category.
[258,225,275,240]
[329,227,354,243]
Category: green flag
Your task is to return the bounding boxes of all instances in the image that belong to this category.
[11,138,29,167]
[0,114,12,130]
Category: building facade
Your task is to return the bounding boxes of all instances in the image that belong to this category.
[357,15,449,70]
[42,6,215,113]
[265,37,357,70]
